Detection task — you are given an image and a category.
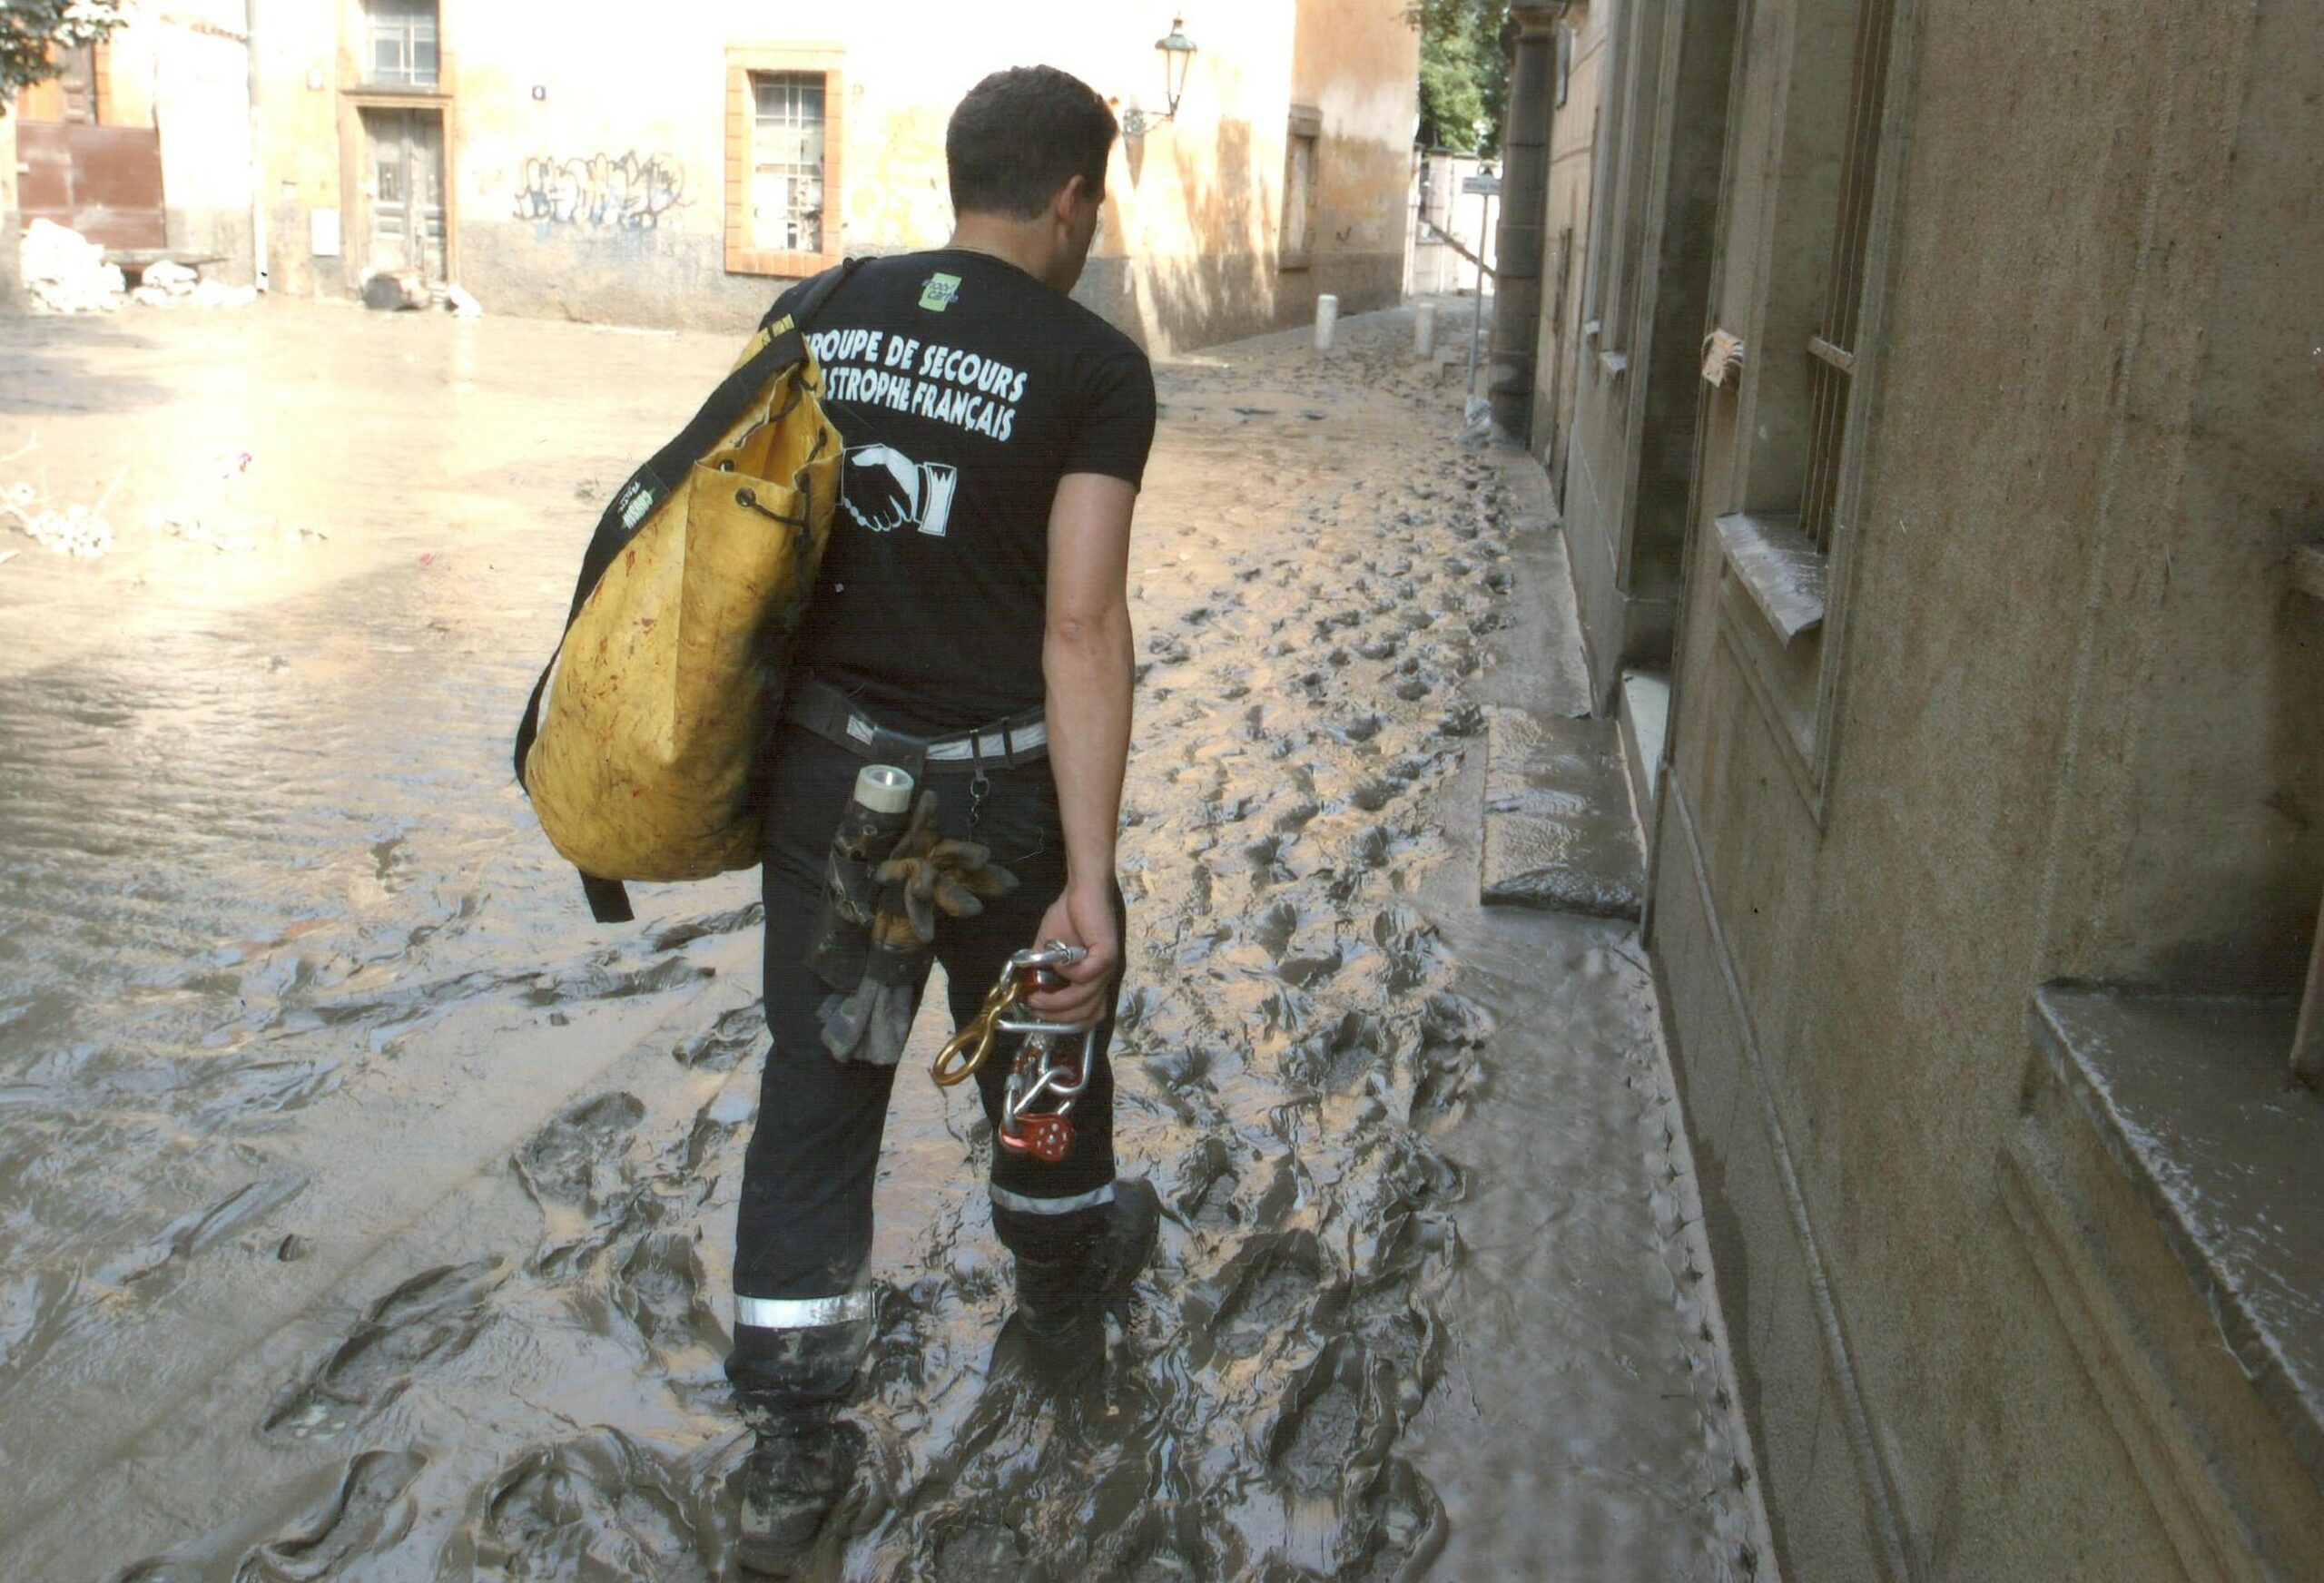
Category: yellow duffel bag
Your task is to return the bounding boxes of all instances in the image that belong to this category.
[514,261,860,922]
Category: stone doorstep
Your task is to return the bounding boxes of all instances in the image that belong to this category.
[1478,703,1647,919]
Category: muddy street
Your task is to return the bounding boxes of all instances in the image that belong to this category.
[0,300,1762,1580]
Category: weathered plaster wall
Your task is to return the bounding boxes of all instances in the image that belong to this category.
[104,3,257,280]
[1653,0,2324,1577]
[1286,0,1422,326]
[228,0,1413,348]
[0,5,259,292]
[250,0,348,300]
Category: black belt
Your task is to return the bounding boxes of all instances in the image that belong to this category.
[783,677,1049,774]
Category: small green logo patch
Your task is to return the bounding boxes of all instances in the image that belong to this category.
[919,272,963,312]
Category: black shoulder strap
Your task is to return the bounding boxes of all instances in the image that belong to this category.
[515,258,865,924]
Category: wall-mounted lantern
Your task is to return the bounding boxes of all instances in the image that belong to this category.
[1120,15,1197,138]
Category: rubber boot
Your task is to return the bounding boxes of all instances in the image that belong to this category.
[737,1406,864,1578]
[728,1315,868,1577]
[1009,1176,1160,1353]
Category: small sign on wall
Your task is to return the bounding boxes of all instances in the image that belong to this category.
[310,208,342,257]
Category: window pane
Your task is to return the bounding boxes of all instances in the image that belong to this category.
[364,0,439,86]
[753,73,828,252]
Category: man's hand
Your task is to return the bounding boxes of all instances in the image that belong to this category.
[1024,879,1118,1024]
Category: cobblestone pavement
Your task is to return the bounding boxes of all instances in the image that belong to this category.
[0,298,1766,1580]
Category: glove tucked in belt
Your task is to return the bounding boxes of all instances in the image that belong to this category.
[811,784,1017,1067]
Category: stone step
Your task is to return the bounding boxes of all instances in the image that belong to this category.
[1479,704,1647,920]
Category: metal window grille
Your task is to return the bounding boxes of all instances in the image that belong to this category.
[364,0,439,89]
[753,73,827,254]
[1799,0,1898,552]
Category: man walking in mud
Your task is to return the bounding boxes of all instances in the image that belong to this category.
[726,66,1160,1576]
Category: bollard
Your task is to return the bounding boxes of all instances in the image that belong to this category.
[1314,293,1339,353]
[1414,301,1437,359]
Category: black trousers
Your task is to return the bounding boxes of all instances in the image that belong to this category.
[725,723,1125,1414]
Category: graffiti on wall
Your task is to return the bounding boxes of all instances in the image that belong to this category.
[514,152,688,229]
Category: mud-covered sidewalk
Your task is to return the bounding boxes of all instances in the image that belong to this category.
[0,299,1767,1581]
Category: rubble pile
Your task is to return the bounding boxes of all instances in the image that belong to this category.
[23,220,126,314]
[22,220,258,313]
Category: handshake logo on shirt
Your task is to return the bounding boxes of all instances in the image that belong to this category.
[841,444,959,539]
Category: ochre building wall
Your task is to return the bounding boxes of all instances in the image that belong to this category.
[227,0,1418,348]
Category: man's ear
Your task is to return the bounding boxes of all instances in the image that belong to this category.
[1052,173,1089,226]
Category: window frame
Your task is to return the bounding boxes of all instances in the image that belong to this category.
[361,0,440,92]
[725,45,845,279]
[1704,0,1922,815]
[1280,104,1322,271]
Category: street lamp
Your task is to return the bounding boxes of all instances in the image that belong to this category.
[1120,15,1198,138]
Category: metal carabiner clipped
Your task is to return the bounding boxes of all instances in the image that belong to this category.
[930,940,1087,1087]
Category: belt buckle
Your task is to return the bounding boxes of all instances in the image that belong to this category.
[864,723,928,782]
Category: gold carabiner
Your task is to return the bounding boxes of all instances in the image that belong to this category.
[931,974,1027,1086]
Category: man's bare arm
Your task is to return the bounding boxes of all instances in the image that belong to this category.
[1026,472,1137,1021]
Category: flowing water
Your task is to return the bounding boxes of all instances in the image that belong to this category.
[0,301,1757,1580]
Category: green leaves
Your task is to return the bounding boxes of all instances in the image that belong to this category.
[1404,0,1512,154]
[2,1,132,109]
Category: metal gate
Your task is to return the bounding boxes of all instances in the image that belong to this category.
[359,106,447,282]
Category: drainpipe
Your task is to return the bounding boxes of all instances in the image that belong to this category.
[244,0,268,290]
[1486,2,1565,436]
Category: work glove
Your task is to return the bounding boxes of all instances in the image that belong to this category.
[820,791,1018,1067]
[872,792,1019,945]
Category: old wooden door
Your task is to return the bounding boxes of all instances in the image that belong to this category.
[359,107,446,282]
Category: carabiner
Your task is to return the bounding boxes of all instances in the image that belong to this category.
[930,941,1088,1087]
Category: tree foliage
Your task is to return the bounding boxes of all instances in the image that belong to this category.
[1,0,131,112]
[1406,0,1512,155]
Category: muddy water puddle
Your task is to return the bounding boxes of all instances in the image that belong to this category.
[0,304,1747,1579]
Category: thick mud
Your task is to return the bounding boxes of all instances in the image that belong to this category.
[0,301,1752,1579]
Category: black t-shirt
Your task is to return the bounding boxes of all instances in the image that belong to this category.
[769,249,1157,735]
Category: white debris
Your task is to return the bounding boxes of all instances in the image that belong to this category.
[2,468,123,559]
[21,223,254,312]
[446,283,484,319]
[18,505,115,557]
[150,505,257,553]
[189,280,258,310]
[142,259,198,294]
[23,219,125,314]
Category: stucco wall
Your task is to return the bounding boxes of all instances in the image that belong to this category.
[231,0,1415,348]
[0,5,259,292]
[108,2,258,280]
[1285,0,1421,329]
[1652,0,2324,1576]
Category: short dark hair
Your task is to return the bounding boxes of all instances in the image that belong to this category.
[947,66,1118,221]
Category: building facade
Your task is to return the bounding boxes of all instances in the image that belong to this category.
[4,0,1420,349]
[1506,0,2324,1577]
[0,0,261,298]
